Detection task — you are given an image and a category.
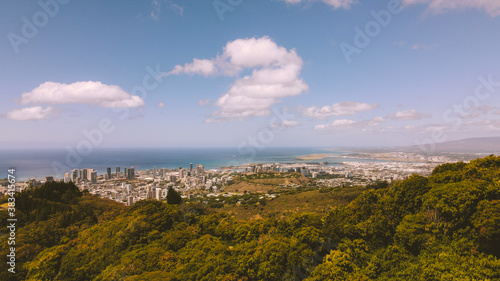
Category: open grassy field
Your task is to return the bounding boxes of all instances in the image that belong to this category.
[213,187,365,220]
[224,173,310,193]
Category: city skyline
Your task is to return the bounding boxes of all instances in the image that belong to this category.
[1,0,500,149]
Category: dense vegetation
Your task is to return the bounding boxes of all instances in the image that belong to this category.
[0,156,499,280]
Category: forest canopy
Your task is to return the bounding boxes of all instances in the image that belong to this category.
[0,155,499,280]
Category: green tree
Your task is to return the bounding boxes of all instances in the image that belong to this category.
[166,187,182,205]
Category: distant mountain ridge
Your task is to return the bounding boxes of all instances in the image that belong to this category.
[406,136,500,153]
[340,136,500,154]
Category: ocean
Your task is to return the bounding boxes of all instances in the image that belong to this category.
[0,147,359,180]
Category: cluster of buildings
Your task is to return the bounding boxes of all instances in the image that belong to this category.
[1,158,446,206]
[63,167,136,184]
[61,163,234,206]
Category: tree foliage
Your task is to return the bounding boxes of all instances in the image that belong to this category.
[1,156,500,280]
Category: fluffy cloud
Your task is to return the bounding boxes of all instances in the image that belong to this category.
[20,81,144,108]
[166,36,308,122]
[389,109,432,120]
[314,119,357,130]
[465,119,500,131]
[368,116,386,126]
[282,0,355,9]
[6,106,55,121]
[299,101,378,119]
[167,59,217,76]
[314,116,386,131]
[402,0,500,17]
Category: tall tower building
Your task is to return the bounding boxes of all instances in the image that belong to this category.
[90,171,97,183]
[127,167,135,180]
[71,169,79,182]
[153,166,157,179]
[196,164,205,176]
[82,169,88,181]
[107,167,111,179]
[116,166,120,174]
[146,186,154,200]
[190,163,193,172]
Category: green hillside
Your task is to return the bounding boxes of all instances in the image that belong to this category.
[1,156,499,280]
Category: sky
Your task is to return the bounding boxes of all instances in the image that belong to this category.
[1,0,500,149]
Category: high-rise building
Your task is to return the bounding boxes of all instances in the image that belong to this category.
[190,163,193,172]
[45,176,54,182]
[85,168,94,182]
[71,169,79,182]
[81,169,88,181]
[155,188,162,200]
[127,167,135,180]
[153,166,157,179]
[116,166,120,175]
[90,171,97,183]
[146,186,154,200]
[196,164,205,176]
[64,173,70,183]
[29,179,41,188]
[107,167,111,179]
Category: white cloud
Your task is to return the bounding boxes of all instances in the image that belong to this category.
[314,119,357,130]
[389,109,432,120]
[465,119,500,131]
[6,106,55,121]
[368,116,386,126]
[314,115,386,131]
[167,36,308,122]
[20,81,144,108]
[166,59,217,76]
[402,0,500,17]
[282,0,356,9]
[299,101,378,119]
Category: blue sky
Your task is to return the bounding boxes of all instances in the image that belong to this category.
[1,0,500,149]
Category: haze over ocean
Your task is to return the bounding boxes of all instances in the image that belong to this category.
[0,147,356,180]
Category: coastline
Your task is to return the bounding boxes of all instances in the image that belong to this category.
[294,153,330,160]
